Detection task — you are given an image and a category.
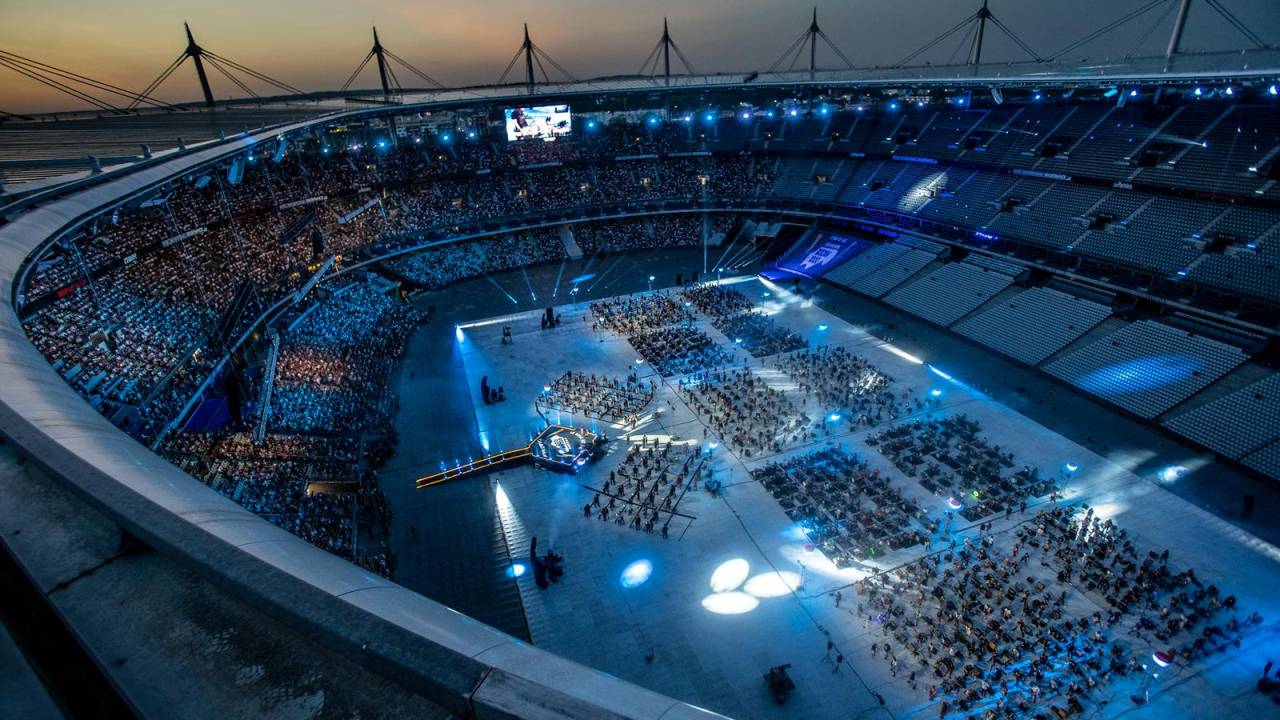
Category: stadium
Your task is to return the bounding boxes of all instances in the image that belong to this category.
[2,2,1280,718]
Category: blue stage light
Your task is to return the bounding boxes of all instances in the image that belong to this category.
[466,130,477,139]
[930,388,942,397]
[1065,463,1079,473]
[888,101,899,111]
[817,323,828,331]
[818,105,829,116]
[1224,86,1234,96]
[440,132,452,143]
[586,119,598,130]
[788,108,798,117]
[1033,93,1042,100]
[765,109,776,119]
[704,111,715,122]
[1194,87,1203,96]
[1271,84,1278,96]
[828,413,841,422]
[620,559,653,588]
[506,563,526,578]
[1129,89,1138,97]
[647,115,659,126]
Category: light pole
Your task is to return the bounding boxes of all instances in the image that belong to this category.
[648,275,655,292]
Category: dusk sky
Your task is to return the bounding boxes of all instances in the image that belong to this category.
[2,0,1278,113]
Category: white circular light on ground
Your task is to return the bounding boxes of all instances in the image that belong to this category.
[709,558,750,593]
[743,571,802,598]
[701,592,759,615]
[620,559,653,588]
[505,563,526,578]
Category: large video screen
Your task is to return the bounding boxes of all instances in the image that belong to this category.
[505,105,571,142]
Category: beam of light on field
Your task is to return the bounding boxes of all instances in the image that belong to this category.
[709,558,750,592]
[879,342,924,365]
[743,572,802,598]
[701,592,758,615]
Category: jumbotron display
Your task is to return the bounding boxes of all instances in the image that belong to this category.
[504,105,571,141]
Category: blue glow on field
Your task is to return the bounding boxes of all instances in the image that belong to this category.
[817,323,828,331]
[1158,465,1187,483]
[1077,355,1201,395]
[570,272,596,284]
[620,559,653,588]
[928,365,954,382]
[506,563,526,578]
[454,325,464,342]
[930,388,943,397]
[1065,463,1080,473]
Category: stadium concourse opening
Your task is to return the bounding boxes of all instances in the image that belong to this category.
[3,8,1280,715]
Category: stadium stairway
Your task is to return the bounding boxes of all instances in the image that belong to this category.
[1156,361,1278,422]
[559,225,583,260]
[947,282,1027,328]
[1033,316,1130,368]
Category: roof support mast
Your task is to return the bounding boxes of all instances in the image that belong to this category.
[809,8,819,81]
[371,27,392,102]
[1165,0,1193,69]
[185,22,215,108]
[523,24,536,94]
[970,0,990,65]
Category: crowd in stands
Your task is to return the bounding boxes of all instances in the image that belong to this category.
[268,282,419,434]
[536,371,656,426]
[859,504,1259,718]
[157,279,421,576]
[162,431,392,575]
[387,229,566,290]
[866,414,1055,522]
[585,436,701,537]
